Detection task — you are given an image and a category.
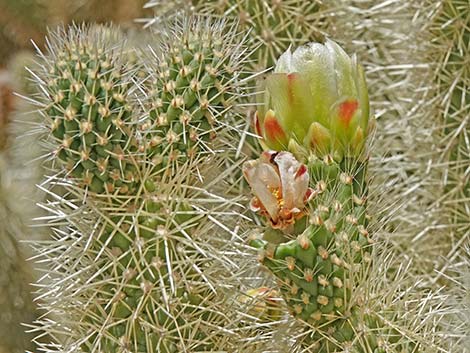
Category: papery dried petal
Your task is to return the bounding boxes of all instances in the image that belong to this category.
[244,151,312,231]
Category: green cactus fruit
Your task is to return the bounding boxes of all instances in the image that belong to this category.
[140,16,248,168]
[144,0,324,72]
[39,25,139,195]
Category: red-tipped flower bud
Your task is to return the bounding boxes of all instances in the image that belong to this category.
[256,39,370,159]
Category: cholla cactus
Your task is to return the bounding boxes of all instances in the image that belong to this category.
[140,17,248,166]
[243,40,446,352]
[29,20,259,352]
[144,0,325,71]
[39,24,144,196]
[245,40,372,350]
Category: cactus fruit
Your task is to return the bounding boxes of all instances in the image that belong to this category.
[30,20,259,353]
[140,17,249,167]
[144,0,324,72]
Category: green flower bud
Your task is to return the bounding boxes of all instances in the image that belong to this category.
[256,39,370,159]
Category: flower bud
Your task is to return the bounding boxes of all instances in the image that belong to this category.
[256,39,369,159]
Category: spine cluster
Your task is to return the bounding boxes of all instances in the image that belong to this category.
[8,0,468,352]
[31,20,255,353]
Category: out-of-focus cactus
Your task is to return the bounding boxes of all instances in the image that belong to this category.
[238,286,283,323]
[0,0,47,66]
[0,0,150,67]
[0,71,14,150]
[29,20,262,353]
[0,64,39,353]
[0,156,37,353]
[429,0,470,267]
[144,0,325,71]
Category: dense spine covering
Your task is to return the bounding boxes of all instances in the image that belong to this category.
[242,37,448,352]
[15,1,468,352]
[140,18,247,166]
[247,153,378,352]
[243,40,377,351]
[30,20,257,353]
[43,27,138,195]
[144,0,324,71]
[429,0,470,267]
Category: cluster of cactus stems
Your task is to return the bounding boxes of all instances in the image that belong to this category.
[29,20,264,353]
[2,0,465,352]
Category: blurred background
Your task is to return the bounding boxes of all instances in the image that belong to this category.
[0,0,150,64]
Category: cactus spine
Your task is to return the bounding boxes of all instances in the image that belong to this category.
[17,1,467,352]
[144,0,324,72]
[242,36,450,351]
[31,20,256,352]
[141,18,246,165]
[430,0,470,266]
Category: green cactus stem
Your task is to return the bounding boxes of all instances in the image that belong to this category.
[30,19,256,353]
[140,16,248,167]
[40,25,140,196]
[243,40,423,352]
[432,0,470,261]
